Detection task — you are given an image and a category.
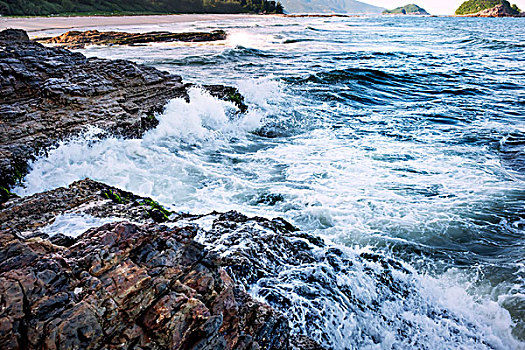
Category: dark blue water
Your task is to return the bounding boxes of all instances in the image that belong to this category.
[23,16,525,348]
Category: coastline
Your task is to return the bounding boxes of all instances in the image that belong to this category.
[0,13,261,33]
[0,11,523,348]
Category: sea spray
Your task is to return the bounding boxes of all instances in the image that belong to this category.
[14,87,269,210]
[41,213,121,238]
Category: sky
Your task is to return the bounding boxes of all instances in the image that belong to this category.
[367,0,525,15]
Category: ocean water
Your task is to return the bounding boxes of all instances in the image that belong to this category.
[19,16,525,349]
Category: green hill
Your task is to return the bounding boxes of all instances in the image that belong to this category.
[0,0,284,16]
[383,4,429,14]
[455,0,520,15]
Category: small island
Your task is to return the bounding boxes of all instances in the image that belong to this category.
[455,0,523,16]
[383,4,429,15]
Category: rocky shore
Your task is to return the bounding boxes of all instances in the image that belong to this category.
[0,178,323,349]
[0,28,322,349]
[0,29,245,202]
[37,29,228,50]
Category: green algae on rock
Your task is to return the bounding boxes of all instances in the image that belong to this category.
[0,178,324,349]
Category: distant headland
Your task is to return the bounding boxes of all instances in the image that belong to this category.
[455,0,524,16]
[277,0,384,14]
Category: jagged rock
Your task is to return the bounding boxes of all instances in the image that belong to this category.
[37,29,227,49]
[0,28,29,41]
[0,178,322,349]
[188,208,485,348]
[0,29,247,197]
[0,221,290,349]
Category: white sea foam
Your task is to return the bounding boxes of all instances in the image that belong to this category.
[143,88,261,145]
[247,242,523,349]
[14,87,268,211]
[41,213,120,238]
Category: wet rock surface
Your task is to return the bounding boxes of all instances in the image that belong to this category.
[0,179,168,236]
[0,178,322,349]
[0,29,246,196]
[190,210,491,348]
[37,29,227,49]
[0,172,495,349]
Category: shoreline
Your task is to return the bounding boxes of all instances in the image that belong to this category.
[0,13,262,32]
[0,30,316,349]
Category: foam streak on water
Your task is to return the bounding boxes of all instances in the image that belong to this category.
[20,15,525,348]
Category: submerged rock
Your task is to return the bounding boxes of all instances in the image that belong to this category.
[37,29,228,49]
[0,29,246,199]
[0,178,321,349]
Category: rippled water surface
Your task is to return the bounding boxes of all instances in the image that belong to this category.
[22,16,525,348]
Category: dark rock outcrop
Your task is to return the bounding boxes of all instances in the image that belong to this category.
[0,28,29,41]
[0,178,322,349]
[37,29,227,49]
[0,29,246,199]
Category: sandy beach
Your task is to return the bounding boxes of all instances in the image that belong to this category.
[0,14,259,33]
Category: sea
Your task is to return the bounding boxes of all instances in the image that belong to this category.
[15,15,525,349]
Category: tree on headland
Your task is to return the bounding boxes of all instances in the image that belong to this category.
[275,1,283,13]
[0,0,285,16]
